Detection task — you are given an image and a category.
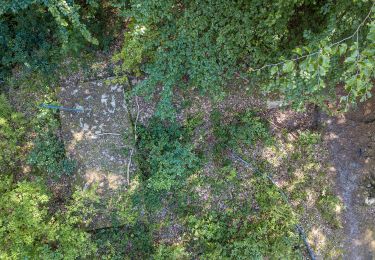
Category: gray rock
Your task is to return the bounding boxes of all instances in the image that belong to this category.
[365,197,375,206]
[267,100,283,109]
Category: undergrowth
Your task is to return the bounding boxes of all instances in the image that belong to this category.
[28,104,76,178]
[0,94,26,173]
[211,109,272,163]
[136,117,200,193]
[120,112,305,258]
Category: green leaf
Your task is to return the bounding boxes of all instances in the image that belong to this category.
[282,61,295,73]
[345,50,358,63]
[270,66,279,76]
[321,55,330,68]
[339,43,347,56]
[323,46,331,54]
[293,48,302,56]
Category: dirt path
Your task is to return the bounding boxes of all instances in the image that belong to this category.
[322,112,375,259]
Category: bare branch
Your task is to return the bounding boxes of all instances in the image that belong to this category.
[126,95,142,185]
[96,132,121,136]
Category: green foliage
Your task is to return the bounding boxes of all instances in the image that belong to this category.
[108,161,302,259]
[63,185,101,228]
[0,95,26,172]
[136,118,200,192]
[86,115,303,258]
[153,244,190,260]
[115,0,305,116]
[297,130,321,147]
[185,167,300,259]
[212,109,271,161]
[0,175,96,259]
[27,132,76,178]
[0,0,97,43]
[183,112,205,137]
[27,106,76,178]
[94,222,154,259]
[89,177,155,259]
[115,1,374,116]
[3,1,366,257]
[0,0,121,80]
[317,190,342,228]
[112,20,147,84]
[290,130,321,162]
[264,3,375,110]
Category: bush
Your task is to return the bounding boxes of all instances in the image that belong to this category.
[317,190,342,228]
[0,94,26,172]
[93,222,154,259]
[297,130,321,147]
[27,133,76,178]
[136,118,200,192]
[153,244,190,260]
[115,1,374,115]
[211,109,271,161]
[0,175,96,259]
[28,106,76,178]
[0,0,122,81]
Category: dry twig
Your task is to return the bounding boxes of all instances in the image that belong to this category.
[126,96,141,185]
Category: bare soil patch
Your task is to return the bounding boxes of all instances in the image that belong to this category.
[57,78,135,228]
[322,111,375,259]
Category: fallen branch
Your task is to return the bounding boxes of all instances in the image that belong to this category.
[134,95,140,141]
[126,96,141,185]
[266,118,298,140]
[126,149,134,185]
[96,132,121,136]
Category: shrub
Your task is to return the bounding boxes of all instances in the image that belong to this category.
[185,167,300,259]
[153,244,190,260]
[115,1,374,115]
[27,133,76,178]
[0,0,122,81]
[28,106,76,178]
[211,109,271,162]
[0,175,96,259]
[297,130,321,147]
[0,94,26,172]
[93,222,154,259]
[317,190,342,228]
[136,118,200,192]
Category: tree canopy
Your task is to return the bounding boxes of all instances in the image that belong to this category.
[114,0,374,115]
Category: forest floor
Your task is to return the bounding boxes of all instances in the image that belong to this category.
[322,96,375,259]
[178,88,346,258]
[10,57,374,257]
[54,77,375,257]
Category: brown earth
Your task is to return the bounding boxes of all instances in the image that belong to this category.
[322,103,375,259]
[11,73,375,256]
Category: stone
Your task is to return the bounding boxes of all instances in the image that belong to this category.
[58,78,134,230]
[266,100,283,109]
[365,197,375,206]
